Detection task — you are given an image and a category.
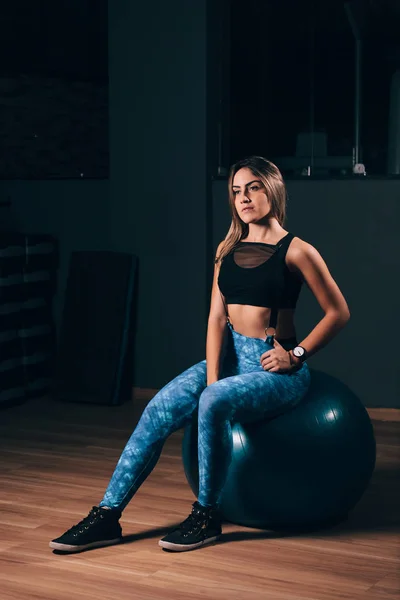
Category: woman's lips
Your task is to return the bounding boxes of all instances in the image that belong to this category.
[242,207,254,212]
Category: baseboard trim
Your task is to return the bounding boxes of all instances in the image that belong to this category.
[132,387,158,402]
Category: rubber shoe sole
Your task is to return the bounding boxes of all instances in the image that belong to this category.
[49,537,122,553]
[158,534,221,552]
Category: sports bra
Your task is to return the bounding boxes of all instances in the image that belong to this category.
[217,232,303,332]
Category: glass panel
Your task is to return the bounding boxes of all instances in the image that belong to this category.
[228,0,400,178]
[0,1,108,179]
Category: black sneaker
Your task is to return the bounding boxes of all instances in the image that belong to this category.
[158,501,222,552]
[49,506,122,553]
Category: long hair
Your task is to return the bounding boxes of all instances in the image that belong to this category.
[215,156,288,264]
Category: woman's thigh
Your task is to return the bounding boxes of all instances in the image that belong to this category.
[139,359,208,434]
[199,365,311,423]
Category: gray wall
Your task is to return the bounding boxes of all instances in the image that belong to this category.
[1,1,398,407]
[213,178,400,408]
[108,0,210,388]
[0,0,215,394]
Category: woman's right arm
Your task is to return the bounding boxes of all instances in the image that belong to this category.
[206,242,228,386]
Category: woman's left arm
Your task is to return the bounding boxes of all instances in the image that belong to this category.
[287,239,351,363]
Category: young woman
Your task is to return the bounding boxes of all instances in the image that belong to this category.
[49,156,350,553]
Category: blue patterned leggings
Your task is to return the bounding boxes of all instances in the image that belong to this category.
[99,322,311,511]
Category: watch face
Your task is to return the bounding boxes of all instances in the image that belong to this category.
[293,346,305,358]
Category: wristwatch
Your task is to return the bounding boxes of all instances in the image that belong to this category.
[292,345,307,362]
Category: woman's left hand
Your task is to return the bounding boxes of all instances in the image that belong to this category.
[260,338,295,374]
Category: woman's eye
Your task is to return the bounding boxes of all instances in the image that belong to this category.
[250,186,259,191]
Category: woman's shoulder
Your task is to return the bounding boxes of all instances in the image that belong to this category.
[286,236,316,272]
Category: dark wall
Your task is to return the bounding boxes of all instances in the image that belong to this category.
[0,1,108,80]
[2,1,397,408]
[0,180,110,328]
[0,0,219,394]
[213,178,400,408]
[108,0,210,388]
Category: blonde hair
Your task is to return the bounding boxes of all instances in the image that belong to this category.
[215,156,287,264]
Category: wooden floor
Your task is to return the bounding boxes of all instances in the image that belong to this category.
[0,394,399,600]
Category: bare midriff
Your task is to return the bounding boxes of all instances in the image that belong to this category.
[226,305,297,341]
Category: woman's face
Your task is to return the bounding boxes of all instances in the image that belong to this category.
[232,167,271,222]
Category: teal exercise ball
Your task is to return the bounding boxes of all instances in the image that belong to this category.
[182,369,376,530]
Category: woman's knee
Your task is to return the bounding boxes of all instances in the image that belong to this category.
[149,360,206,404]
[141,360,207,426]
[198,381,232,421]
[161,359,207,396]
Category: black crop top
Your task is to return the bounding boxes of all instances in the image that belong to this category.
[218,232,303,311]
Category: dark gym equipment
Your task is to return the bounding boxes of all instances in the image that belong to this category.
[0,232,58,407]
[53,250,138,405]
[182,368,376,531]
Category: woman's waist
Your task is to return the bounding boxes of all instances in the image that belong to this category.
[226,305,297,344]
